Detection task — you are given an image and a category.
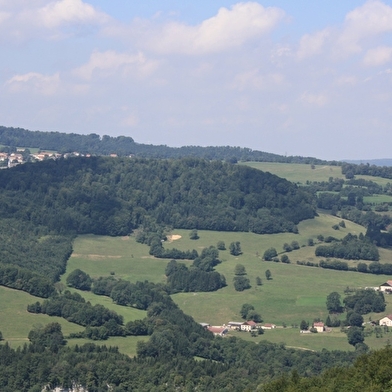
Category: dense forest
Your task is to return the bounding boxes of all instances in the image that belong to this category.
[0,157,316,238]
[0,125,334,164]
[0,321,360,391]
[261,346,392,391]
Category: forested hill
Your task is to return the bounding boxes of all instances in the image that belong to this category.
[0,156,316,236]
[0,125,332,164]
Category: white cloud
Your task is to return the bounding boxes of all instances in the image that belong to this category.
[297,29,330,59]
[337,0,392,54]
[73,50,158,80]
[0,0,110,42]
[296,1,392,60]
[6,72,60,95]
[141,2,285,55]
[363,46,392,66]
[35,0,109,28]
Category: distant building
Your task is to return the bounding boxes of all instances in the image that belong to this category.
[227,321,244,330]
[207,326,228,336]
[380,281,392,292]
[261,323,277,330]
[313,322,325,333]
[240,321,255,332]
[379,315,392,327]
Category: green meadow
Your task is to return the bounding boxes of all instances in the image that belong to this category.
[241,162,392,187]
[3,159,392,354]
[59,213,392,352]
[3,211,392,353]
[0,286,84,349]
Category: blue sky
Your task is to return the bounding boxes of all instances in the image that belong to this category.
[1,1,392,160]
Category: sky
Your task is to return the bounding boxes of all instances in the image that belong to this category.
[1,1,392,160]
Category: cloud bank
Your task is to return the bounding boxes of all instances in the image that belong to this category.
[1,0,392,160]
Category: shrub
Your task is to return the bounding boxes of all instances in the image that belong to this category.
[263,248,277,261]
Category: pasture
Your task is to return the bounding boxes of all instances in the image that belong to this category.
[63,214,392,352]
[0,284,147,356]
[242,162,392,187]
[0,286,84,349]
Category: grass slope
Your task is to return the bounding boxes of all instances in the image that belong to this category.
[0,286,84,348]
[64,214,392,351]
[242,162,392,187]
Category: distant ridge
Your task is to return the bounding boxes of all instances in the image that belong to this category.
[0,125,338,165]
[344,159,392,167]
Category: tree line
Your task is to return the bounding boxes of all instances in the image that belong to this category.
[315,233,379,261]
[0,125,334,164]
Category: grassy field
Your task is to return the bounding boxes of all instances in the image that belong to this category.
[0,283,147,356]
[67,336,148,357]
[64,235,168,284]
[0,286,84,349]
[230,328,355,352]
[4,211,392,353]
[363,195,392,204]
[62,214,392,352]
[241,162,392,187]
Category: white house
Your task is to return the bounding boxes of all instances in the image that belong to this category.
[379,281,392,292]
[313,322,325,333]
[240,321,257,331]
[379,315,392,327]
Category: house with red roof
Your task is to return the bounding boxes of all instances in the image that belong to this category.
[207,326,228,336]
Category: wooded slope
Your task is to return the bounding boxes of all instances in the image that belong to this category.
[0,157,316,237]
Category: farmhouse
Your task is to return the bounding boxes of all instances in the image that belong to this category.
[379,281,392,292]
[313,322,325,332]
[207,326,228,336]
[379,315,392,327]
[240,321,257,331]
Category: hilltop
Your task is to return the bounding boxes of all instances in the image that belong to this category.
[0,125,335,164]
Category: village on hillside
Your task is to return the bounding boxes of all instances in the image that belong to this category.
[0,149,125,168]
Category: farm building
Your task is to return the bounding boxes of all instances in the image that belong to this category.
[379,315,392,327]
[240,321,257,331]
[261,323,277,330]
[313,322,325,332]
[207,326,228,336]
[227,321,245,330]
[379,281,392,292]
